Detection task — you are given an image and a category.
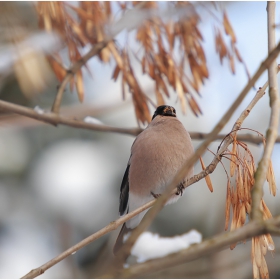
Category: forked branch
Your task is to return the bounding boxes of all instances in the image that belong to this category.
[251,1,280,220]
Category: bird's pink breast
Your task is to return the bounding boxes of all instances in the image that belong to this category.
[129,117,194,198]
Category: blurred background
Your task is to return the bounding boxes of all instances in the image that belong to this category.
[0,1,280,278]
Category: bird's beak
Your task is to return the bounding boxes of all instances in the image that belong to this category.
[164,107,176,117]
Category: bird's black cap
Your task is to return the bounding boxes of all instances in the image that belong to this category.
[152,105,177,120]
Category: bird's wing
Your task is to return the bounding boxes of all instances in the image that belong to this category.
[119,164,130,215]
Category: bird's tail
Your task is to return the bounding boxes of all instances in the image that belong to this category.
[113,223,131,255]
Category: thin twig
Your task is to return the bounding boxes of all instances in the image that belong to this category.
[20,199,156,279]
[190,132,277,145]
[2,99,280,144]
[0,99,142,136]
[251,2,280,220]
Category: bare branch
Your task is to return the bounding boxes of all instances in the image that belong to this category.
[2,101,280,144]
[191,132,280,145]
[114,217,280,278]
[20,199,156,279]
[0,99,142,136]
[108,40,280,270]
[2,106,280,144]
[251,1,280,220]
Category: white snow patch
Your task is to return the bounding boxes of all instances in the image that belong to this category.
[84,116,103,125]
[131,229,202,263]
[34,105,44,114]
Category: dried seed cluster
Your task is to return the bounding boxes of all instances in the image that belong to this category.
[35,2,245,123]
[214,11,250,79]
[223,134,276,279]
[36,2,112,102]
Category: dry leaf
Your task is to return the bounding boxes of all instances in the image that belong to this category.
[104,2,111,17]
[75,69,84,102]
[259,256,269,279]
[148,61,155,80]
[141,56,146,73]
[266,160,277,196]
[229,54,235,74]
[254,237,262,268]
[240,203,246,224]
[262,200,272,220]
[223,12,237,43]
[48,57,67,82]
[199,156,213,192]
[234,45,243,62]
[175,75,186,114]
[252,258,260,279]
[230,140,237,177]
[261,236,268,256]
[112,64,121,81]
[225,179,231,231]
[155,87,165,106]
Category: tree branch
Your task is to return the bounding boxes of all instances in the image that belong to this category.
[0,99,142,136]
[3,99,280,144]
[251,2,280,220]
[192,132,280,145]
[19,50,280,278]
[20,199,156,279]
[108,40,280,271]
[114,216,280,278]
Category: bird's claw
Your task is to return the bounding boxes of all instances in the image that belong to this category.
[176,182,185,196]
[151,191,161,199]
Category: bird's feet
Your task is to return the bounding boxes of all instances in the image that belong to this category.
[151,191,161,199]
[176,182,185,196]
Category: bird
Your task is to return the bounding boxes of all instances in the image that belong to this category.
[113,105,194,255]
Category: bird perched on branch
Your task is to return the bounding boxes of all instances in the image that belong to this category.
[113,105,194,254]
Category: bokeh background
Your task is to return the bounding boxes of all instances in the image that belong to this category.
[0,1,280,278]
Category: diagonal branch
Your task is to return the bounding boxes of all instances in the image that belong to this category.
[20,199,156,279]
[251,2,280,220]
[107,41,280,270]
[115,216,280,278]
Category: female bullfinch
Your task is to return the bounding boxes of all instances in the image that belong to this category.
[113,105,194,254]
